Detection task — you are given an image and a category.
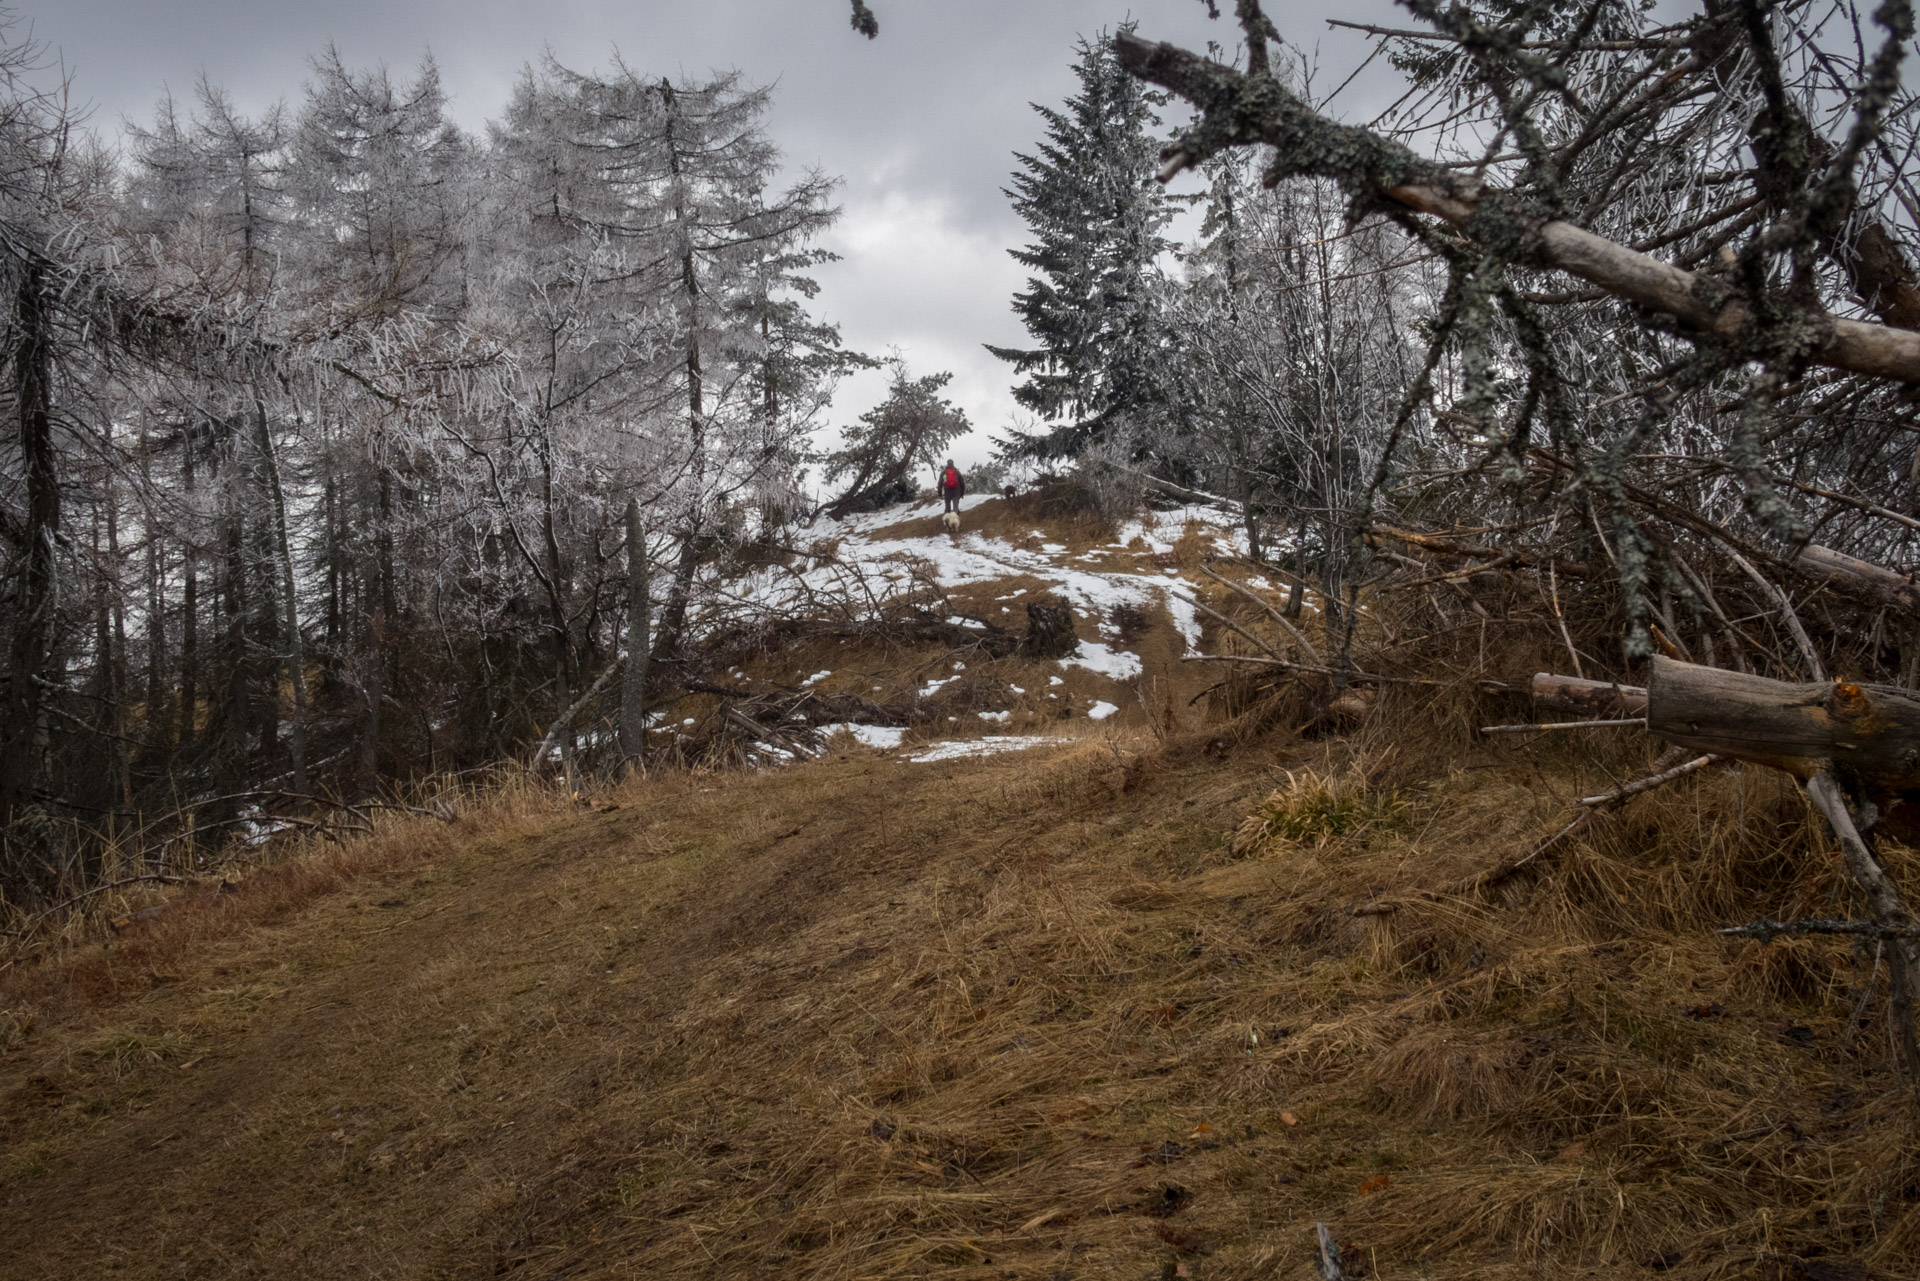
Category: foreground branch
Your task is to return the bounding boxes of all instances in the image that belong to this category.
[1718,916,1920,942]
[1115,32,1920,385]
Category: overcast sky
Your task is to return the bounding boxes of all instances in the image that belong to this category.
[20,0,1388,471]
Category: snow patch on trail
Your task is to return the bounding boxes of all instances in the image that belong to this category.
[824,723,907,750]
[1063,641,1142,681]
[908,736,1050,763]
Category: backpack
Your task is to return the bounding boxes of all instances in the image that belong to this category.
[943,466,959,490]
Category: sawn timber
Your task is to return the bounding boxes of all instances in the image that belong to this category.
[1647,656,1920,800]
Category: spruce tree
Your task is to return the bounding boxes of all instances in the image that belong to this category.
[989,29,1176,461]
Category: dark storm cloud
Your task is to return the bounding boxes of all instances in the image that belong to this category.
[20,0,1387,466]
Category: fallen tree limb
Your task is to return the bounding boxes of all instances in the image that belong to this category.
[1579,753,1717,806]
[1718,916,1920,942]
[1115,32,1920,386]
[1646,656,1920,793]
[1183,652,1510,690]
[1792,543,1920,614]
[1481,717,1646,734]
[1352,746,1702,915]
[1366,525,1591,579]
[531,661,623,772]
[1532,672,1648,717]
[1777,478,1920,535]
[1177,592,1288,662]
[1196,562,1323,664]
[3,873,189,943]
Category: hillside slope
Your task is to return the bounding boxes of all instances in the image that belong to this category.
[5,501,1919,1280]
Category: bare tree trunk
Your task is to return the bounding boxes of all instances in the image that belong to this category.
[254,399,308,794]
[103,466,131,811]
[220,445,250,780]
[1,266,58,848]
[144,488,172,756]
[650,536,701,667]
[181,430,200,746]
[619,498,651,765]
[1646,656,1920,791]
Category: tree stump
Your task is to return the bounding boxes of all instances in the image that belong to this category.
[1022,598,1079,659]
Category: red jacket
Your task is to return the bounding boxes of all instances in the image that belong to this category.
[939,465,964,497]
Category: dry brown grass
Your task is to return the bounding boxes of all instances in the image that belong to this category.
[4,602,1920,1278]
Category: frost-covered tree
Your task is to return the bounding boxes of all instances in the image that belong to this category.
[821,360,971,517]
[990,29,1179,461]
[1,30,863,907]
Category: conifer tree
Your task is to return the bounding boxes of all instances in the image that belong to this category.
[989,29,1177,461]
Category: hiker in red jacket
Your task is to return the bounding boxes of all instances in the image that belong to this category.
[938,459,965,514]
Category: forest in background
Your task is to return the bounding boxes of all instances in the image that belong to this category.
[9,0,1920,933]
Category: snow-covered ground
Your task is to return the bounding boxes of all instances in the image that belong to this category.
[709,493,1282,761]
[729,495,1249,656]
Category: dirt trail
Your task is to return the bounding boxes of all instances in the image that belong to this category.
[5,743,1215,1279]
[7,723,1917,1279]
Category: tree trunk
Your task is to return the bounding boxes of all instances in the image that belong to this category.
[1646,656,1920,794]
[650,534,701,667]
[255,399,309,794]
[181,431,200,746]
[1,266,58,844]
[221,454,250,777]
[620,499,651,764]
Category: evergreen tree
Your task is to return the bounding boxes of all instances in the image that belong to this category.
[820,360,970,517]
[988,29,1176,461]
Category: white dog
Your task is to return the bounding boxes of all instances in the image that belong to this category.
[941,510,961,534]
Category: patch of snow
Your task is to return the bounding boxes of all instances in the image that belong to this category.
[907,736,1050,763]
[1041,542,1066,554]
[824,723,906,750]
[802,669,832,686]
[978,710,1011,723]
[1009,684,1025,694]
[682,717,697,726]
[1063,641,1143,681]
[1049,675,1064,686]
[1087,701,1120,721]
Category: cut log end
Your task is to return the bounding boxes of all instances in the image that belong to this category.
[1646,655,1920,791]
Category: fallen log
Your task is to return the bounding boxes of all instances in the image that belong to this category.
[1645,655,1920,794]
[1531,672,1648,717]
[1792,544,1920,614]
